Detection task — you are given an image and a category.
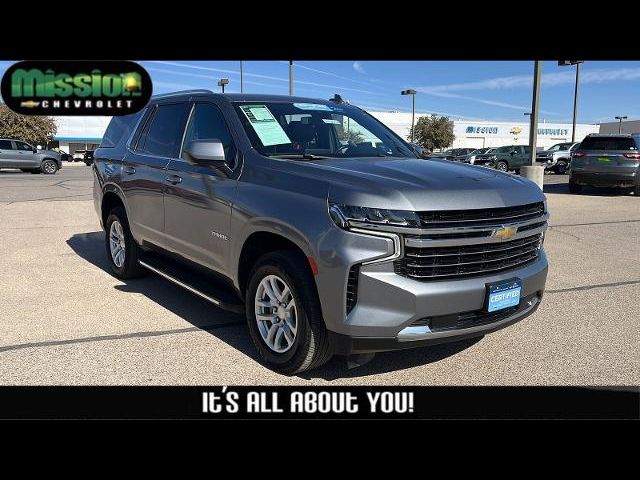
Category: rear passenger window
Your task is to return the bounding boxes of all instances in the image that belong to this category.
[139,103,190,158]
[0,140,12,149]
[101,113,141,148]
[181,103,236,166]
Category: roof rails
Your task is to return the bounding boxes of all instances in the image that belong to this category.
[152,89,212,99]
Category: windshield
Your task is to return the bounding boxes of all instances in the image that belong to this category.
[232,101,415,159]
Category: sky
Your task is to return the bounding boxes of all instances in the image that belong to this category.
[2,60,639,125]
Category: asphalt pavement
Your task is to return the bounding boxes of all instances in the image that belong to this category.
[0,164,638,385]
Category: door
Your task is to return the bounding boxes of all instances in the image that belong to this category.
[0,139,15,167]
[163,102,239,275]
[13,141,39,168]
[120,102,191,248]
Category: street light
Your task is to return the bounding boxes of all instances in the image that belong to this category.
[615,115,628,134]
[558,60,584,142]
[239,61,244,93]
[401,89,417,143]
[289,61,293,96]
[217,78,229,93]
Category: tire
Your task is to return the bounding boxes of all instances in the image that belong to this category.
[495,161,509,172]
[245,250,332,374]
[41,159,58,174]
[568,177,583,194]
[104,206,144,279]
[555,161,568,175]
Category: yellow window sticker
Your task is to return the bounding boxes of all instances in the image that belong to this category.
[240,105,291,146]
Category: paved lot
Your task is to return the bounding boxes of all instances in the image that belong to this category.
[0,164,638,385]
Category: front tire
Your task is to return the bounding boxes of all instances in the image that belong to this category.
[41,159,58,174]
[104,207,144,279]
[245,250,332,374]
[555,161,568,175]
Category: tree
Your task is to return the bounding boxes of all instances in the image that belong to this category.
[0,104,57,147]
[409,114,454,151]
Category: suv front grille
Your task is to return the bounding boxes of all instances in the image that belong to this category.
[393,202,547,281]
[418,202,544,229]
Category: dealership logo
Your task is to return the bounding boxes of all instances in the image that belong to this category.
[510,126,523,135]
[466,125,498,134]
[1,61,152,116]
[538,128,568,136]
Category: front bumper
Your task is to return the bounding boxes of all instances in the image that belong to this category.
[571,170,638,188]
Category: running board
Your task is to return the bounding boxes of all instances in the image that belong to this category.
[138,253,244,314]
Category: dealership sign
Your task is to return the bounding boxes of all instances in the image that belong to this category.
[1,61,152,116]
[466,125,499,134]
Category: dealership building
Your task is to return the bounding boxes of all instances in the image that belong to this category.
[51,111,601,153]
[368,111,600,149]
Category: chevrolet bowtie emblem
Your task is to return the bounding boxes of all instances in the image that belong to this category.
[20,100,40,108]
[493,226,518,240]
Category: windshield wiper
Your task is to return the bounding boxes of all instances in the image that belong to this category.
[269,154,331,160]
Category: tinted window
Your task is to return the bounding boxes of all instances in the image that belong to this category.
[16,142,33,151]
[579,136,638,151]
[139,103,190,158]
[496,146,512,153]
[0,140,12,149]
[181,103,237,165]
[523,146,531,154]
[101,112,141,148]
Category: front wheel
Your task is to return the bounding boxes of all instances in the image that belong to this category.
[245,250,332,374]
[555,161,568,175]
[41,159,58,174]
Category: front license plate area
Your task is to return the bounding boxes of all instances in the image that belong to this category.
[486,278,522,312]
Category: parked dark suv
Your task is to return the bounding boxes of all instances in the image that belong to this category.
[569,134,640,194]
[93,90,549,374]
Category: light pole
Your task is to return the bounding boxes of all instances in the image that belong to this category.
[217,78,229,93]
[558,60,583,142]
[401,89,417,143]
[289,61,293,96]
[615,115,627,134]
[240,61,244,93]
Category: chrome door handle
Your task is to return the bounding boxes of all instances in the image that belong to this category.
[123,166,136,174]
[166,174,182,185]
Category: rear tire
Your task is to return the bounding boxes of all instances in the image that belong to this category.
[495,161,509,172]
[104,207,144,279]
[245,250,332,375]
[568,177,583,194]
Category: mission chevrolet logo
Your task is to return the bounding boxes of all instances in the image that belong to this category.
[510,126,523,135]
[1,61,152,116]
[492,226,518,240]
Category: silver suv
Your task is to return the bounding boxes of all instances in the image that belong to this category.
[535,142,579,174]
[0,138,61,174]
[93,91,549,374]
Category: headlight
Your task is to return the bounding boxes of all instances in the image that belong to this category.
[329,203,420,230]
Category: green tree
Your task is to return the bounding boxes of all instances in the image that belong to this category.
[0,104,57,147]
[409,114,454,151]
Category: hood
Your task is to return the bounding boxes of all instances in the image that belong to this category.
[293,157,545,211]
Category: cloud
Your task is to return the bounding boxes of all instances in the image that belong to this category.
[352,61,366,74]
[146,61,381,95]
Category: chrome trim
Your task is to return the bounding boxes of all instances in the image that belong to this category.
[125,108,149,151]
[405,235,541,258]
[138,260,221,307]
[350,228,402,265]
[397,295,539,342]
[404,245,540,268]
[347,213,548,235]
[405,224,547,248]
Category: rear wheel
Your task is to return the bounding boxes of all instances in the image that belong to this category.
[245,250,332,374]
[568,177,583,194]
[555,160,568,174]
[495,161,509,172]
[41,159,58,174]
[105,207,144,279]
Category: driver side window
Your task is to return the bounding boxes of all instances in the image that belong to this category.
[16,142,33,151]
[181,103,236,167]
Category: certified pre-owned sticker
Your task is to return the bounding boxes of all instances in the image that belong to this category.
[0,60,152,116]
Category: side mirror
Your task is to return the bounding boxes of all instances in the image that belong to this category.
[32,147,37,153]
[185,139,226,164]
